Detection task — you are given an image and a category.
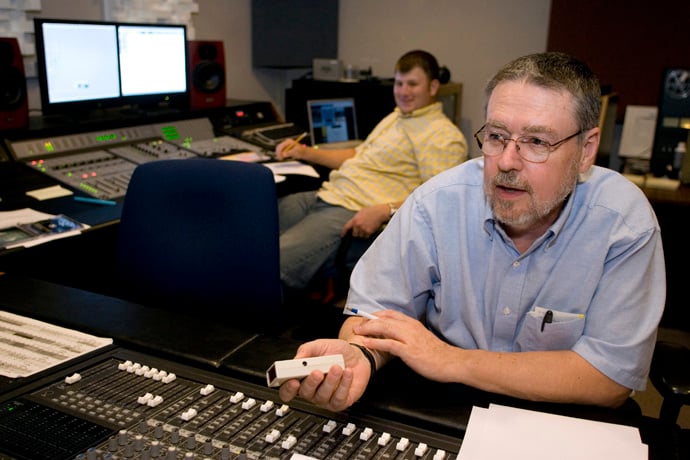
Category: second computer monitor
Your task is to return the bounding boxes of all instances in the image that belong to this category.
[307,98,359,146]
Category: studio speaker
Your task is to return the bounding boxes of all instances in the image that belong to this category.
[650,68,690,177]
[0,37,28,131]
[187,40,226,110]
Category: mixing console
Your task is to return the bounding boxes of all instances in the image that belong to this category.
[23,140,198,200]
[0,348,461,460]
[5,118,270,201]
[184,135,268,159]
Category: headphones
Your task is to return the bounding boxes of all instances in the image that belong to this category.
[438,66,451,84]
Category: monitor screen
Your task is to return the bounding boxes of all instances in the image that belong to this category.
[118,24,188,102]
[34,18,189,117]
[35,19,120,113]
[307,98,359,144]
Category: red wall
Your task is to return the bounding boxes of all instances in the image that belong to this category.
[548,0,690,121]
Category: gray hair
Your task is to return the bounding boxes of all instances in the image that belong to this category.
[485,52,601,132]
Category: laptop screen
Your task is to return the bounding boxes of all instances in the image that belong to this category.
[307,98,359,145]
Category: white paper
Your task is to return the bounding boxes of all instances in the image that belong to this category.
[0,209,88,249]
[457,404,647,460]
[219,151,272,163]
[0,208,54,228]
[618,105,658,159]
[25,185,74,201]
[263,161,320,178]
[0,310,112,379]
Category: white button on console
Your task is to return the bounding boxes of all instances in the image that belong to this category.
[414,442,428,456]
[359,427,374,441]
[241,398,256,410]
[378,432,391,446]
[281,435,297,449]
[65,373,82,384]
[323,420,337,433]
[396,437,410,451]
[260,400,274,412]
[200,384,215,396]
[433,449,447,460]
[265,429,281,443]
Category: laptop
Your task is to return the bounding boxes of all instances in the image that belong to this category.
[307,98,362,149]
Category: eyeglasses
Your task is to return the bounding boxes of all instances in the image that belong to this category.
[474,124,583,163]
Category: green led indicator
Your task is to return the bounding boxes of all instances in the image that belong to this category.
[160,126,180,141]
[44,142,54,152]
[95,134,118,142]
[79,183,98,194]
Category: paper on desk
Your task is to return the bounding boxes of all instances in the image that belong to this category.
[26,184,73,200]
[457,404,647,460]
[263,161,320,178]
[0,310,112,378]
[0,208,89,249]
[0,208,54,229]
[219,151,272,163]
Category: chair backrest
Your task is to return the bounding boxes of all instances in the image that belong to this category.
[117,159,283,329]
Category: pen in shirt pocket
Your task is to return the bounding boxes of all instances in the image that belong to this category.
[541,309,553,332]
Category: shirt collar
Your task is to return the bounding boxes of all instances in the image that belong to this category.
[395,101,442,118]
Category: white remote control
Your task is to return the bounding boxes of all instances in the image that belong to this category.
[266,354,345,387]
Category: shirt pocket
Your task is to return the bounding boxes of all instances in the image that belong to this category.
[515,306,585,352]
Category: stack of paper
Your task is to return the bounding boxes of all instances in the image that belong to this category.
[458,404,647,459]
[263,161,320,184]
[0,208,88,250]
[0,311,112,378]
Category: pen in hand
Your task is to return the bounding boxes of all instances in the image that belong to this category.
[344,306,378,320]
[281,132,307,155]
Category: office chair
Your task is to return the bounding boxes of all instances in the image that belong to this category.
[649,340,690,425]
[116,158,283,331]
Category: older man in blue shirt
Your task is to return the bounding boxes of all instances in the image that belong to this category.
[279,52,665,412]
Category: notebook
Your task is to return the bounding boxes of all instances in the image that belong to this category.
[307,98,362,149]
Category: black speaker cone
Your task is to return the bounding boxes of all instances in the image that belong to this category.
[665,69,690,100]
[0,66,25,110]
[192,61,225,94]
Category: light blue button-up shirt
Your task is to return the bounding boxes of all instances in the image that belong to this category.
[347,158,666,391]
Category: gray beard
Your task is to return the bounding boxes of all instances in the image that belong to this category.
[487,164,579,230]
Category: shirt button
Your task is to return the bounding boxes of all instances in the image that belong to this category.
[512,261,520,268]
[503,307,511,315]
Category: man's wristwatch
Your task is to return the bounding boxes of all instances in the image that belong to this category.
[388,202,398,217]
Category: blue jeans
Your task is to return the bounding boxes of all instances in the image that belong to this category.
[279,191,355,289]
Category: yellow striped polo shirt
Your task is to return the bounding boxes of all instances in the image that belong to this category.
[317,101,468,211]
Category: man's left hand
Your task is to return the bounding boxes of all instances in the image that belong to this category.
[353,310,457,382]
[341,204,389,238]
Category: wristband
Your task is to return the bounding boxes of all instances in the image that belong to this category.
[350,343,376,378]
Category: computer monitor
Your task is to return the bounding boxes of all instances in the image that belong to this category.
[307,98,359,145]
[118,23,189,109]
[34,19,121,115]
[34,18,189,117]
